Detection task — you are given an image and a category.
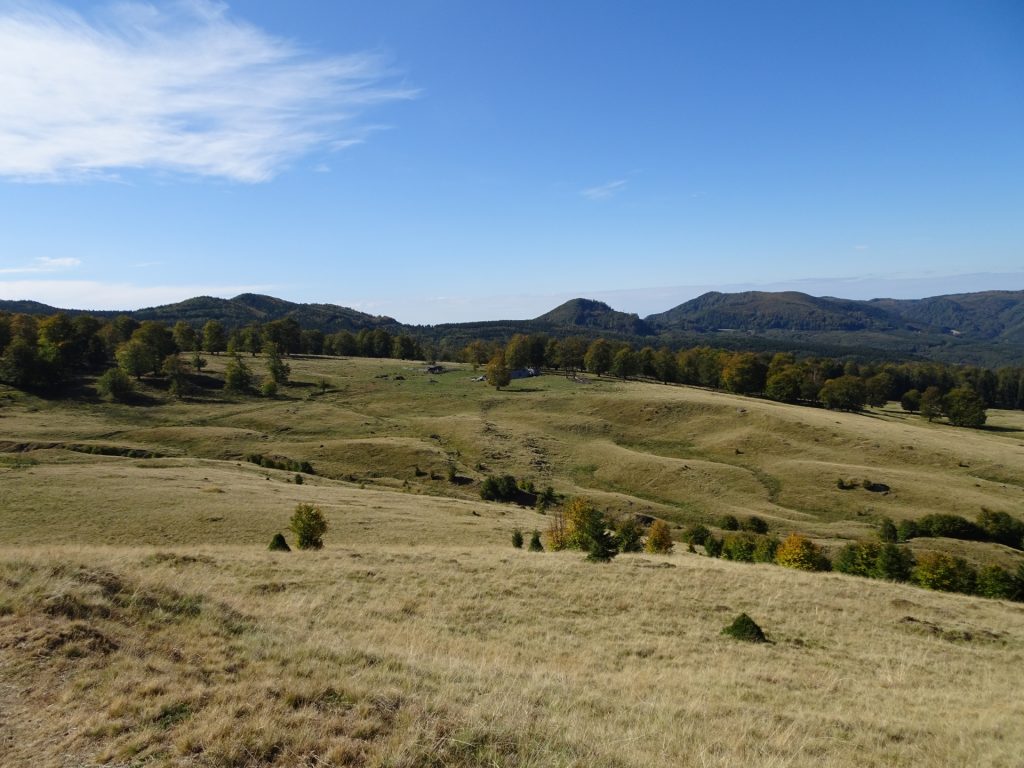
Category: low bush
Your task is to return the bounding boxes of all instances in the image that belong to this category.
[912,552,977,593]
[719,514,740,531]
[96,367,134,402]
[480,474,519,502]
[511,528,524,549]
[976,565,1018,600]
[976,509,1024,550]
[268,533,290,552]
[878,517,898,543]
[722,613,767,643]
[752,536,780,563]
[615,516,645,553]
[528,530,544,552]
[247,454,314,475]
[721,534,756,562]
[741,516,769,534]
[703,536,723,558]
[683,523,711,546]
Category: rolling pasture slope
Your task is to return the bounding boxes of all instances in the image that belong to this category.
[1,355,1023,767]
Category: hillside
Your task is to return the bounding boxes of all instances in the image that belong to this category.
[535,297,654,335]
[645,290,898,332]
[1,356,1023,766]
[4,287,1024,365]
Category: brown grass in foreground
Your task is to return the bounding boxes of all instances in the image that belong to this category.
[2,542,1023,767]
[1,356,1023,766]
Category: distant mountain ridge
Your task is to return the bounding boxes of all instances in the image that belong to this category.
[3,288,1024,365]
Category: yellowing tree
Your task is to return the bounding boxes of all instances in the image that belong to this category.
[775,533,826,571]
[645,519,674,554]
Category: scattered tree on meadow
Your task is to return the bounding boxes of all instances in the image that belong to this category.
[645,519,674,554]
[202,320,227,355]
[775,533,829,571]
[944,386,987,428]
[819,375,867,412]
[485,351,512,390]
[615,516,645,552]
[610,347,640,379]
[223,352,255,394]
[162,354,190,399]
[115,339,156,380]
[584,339,613,377]
[172,320,198,353]
[900,389,921,413]
[289,503,328,550]
[264,342,291,385]
[920,386,943,421]
[95,366,133,401]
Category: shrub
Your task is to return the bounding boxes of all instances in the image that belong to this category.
[976,565,1017,599]
[719,514,740,531]
[615,516,645,553]
[776,533,828,571]
[268,533,290,552]
[897,519,919,542]
[511,528,524,549]
[721,534,756,562]
[645,519,674,554]
[741,516,769,534]
[834,542,881,577]
[704,536,723,558]
[261,379,278,397]
[916,514,985,541]
[563,497,603,550]
[878,517,898,543]
[976,509,1024,549]
[480,474,519,502]
[579,507,617,562]
[96,367,133,402]
[752,536,780,563]
[722,613,767,643]
[528,530,544,552]
[872,543,915,582]
[294,473,303,485]
[289,503,328,550]
[545,509,569,551]
[683,523,711,546]
[912,552,977,594]
[536,486,558,511]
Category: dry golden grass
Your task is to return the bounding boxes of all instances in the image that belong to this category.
[1,356,1024,766]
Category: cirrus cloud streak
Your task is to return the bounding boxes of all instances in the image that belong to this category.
[0,1,416,182]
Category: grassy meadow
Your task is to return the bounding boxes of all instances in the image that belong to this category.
[2,354,1024,766]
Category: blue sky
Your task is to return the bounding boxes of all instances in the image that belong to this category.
[0,0,1021,323]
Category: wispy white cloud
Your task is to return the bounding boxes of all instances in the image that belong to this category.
[0,1,417,183]
[581,179,626,200]
[0,279,273,309]
[0,256,81,274]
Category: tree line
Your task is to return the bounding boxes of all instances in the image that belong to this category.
[2,311,1022,427]
[468,333,1020,427]
[0,311,427,392]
